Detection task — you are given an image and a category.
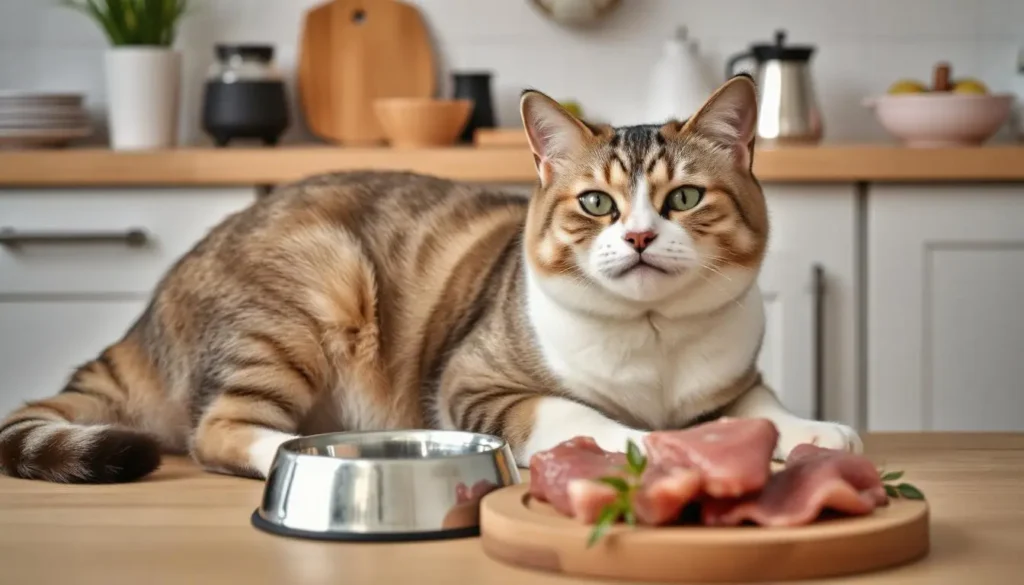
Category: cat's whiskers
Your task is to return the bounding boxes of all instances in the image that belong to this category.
[699,262,735,283]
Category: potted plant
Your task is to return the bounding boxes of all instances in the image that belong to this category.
[61,0,190,150]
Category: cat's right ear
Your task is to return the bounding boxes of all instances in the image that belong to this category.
[520,89,592,186]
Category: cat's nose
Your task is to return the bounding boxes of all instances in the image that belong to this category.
[623,230,657,252]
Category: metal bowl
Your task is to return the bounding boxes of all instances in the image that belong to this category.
[250,430,521,542]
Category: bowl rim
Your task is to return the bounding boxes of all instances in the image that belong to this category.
[864,92,1015,105]
[277,429,512,463]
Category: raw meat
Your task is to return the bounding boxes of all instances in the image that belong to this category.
[529,436,626,520]
[643,417,779,498]
[702,444,889,527]
[529,436,702,525]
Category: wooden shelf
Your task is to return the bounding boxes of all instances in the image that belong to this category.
[2,143,1024,187]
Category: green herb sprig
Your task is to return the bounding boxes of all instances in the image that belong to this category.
[586,439,646,548]
[879,469,925,500]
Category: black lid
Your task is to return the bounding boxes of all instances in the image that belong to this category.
[216,44,275,62]
[750,30,814,62]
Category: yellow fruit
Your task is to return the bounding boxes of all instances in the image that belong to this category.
[560,100,583,118]
[952,79,988,94]
[887,79,928,94]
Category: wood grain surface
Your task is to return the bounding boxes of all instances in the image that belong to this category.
[0,432,1021,584]
[3,145,1024,187]
[480,485,929,582]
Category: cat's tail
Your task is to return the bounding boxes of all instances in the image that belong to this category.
[0,342,162,484]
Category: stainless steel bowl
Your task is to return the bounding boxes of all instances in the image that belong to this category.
[250,430,520,542]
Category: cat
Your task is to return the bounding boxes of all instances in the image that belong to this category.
[0,74,860,484]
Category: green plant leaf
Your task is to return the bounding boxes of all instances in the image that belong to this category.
[880,470,904,482]
[623,508,637,527]
[60,0,188,46]
[884,485,899,498]
[896,483,925,500]
[103,0,130,44]
[586,503,622,548]
[596,476,629,493]
[626,439,646,476]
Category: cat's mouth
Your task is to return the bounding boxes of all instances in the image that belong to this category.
[612,258,670,278]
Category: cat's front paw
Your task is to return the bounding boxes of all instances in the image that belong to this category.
[775,419,863,459]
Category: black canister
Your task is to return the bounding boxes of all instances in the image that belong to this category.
[202,44,290,147]
[452,71,496,143]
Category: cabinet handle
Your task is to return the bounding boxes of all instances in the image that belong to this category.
[0,227,149,248]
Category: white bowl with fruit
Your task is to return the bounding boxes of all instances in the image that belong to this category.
[865,62,1015,147]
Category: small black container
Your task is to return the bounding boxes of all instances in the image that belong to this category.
[202,44,290,147]
[452,71,496,143]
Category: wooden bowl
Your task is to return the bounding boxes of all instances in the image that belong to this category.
[373,98,473,148]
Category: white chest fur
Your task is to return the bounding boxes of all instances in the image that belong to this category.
[525,274,766,430]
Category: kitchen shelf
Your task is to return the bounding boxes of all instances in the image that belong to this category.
[2,144,1024,187]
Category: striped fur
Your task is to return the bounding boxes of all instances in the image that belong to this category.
[0,75,859,484]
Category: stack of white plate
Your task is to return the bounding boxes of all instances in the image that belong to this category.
[0,92,93,148]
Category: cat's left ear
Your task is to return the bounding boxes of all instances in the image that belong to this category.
[520,89,594,186]
[677,73,759,171]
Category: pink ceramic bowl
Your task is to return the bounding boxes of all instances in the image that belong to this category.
[864,93,1014,147]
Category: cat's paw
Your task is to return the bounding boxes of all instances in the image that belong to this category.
[593,427,649,455]
[774,419,863,460]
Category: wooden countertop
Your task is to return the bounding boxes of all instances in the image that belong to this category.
[1,432,1022,585]
[2,144,1024,187]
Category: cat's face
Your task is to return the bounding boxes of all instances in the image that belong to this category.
[521,76,769,315]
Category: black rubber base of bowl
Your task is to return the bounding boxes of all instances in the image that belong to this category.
[250,510,481,542]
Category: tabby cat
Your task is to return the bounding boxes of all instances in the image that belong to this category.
[0,75,860,484]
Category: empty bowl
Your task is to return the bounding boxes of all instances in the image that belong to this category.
[865,93,1014,147]
[373,98,473,148]
[251,430,520,542]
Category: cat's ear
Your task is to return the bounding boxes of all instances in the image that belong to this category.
[679,74,759,170]
[520,89,593,186]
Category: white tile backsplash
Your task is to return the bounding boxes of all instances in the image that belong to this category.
[1,0,1021,145]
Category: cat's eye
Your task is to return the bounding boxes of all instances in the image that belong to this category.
[577,191,617,217]
[665,185,705,212]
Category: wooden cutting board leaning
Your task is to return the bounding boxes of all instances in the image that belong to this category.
[298,0,437,145]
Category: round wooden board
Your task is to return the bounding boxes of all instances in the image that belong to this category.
[480,484,930,583]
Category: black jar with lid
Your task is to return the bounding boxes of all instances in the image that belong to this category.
[202,44,290,147]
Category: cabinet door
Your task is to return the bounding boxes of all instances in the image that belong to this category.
[0,188,255,295]
[868,185,1024,431]
[757,252,820,421]
[0,299,148,416]
[762,185,860,427]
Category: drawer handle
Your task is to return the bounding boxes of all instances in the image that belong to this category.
[0,227,149,248]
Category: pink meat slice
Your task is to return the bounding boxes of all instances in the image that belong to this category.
[529,436,702,525]
[630,465,702,525]
[643,417,779,498]
[529,436,626,519]
[702,443,889,527]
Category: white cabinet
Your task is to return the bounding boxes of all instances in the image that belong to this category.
[0,188,256,294]
[868,185,1024,431]
[0,299,149,414]
[757,252,819,421]
[761,185,861,426]
[0,187,256,415]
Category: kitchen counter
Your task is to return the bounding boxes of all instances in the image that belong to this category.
[1,433,1022,585]
[3,144,1024,187]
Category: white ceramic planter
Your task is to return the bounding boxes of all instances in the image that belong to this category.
[105,47,181,150]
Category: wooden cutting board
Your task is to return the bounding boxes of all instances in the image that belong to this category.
[480,484,930,583]
[298,0,436,145]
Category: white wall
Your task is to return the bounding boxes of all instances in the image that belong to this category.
[1,0,1022,146]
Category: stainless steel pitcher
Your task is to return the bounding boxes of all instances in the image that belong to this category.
[727,30,823,144]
